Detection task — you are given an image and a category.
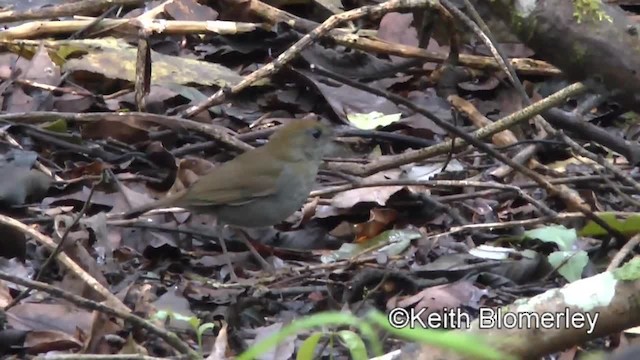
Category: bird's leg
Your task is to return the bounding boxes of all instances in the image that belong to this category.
[217,225,239,282]
[235,229,275,274]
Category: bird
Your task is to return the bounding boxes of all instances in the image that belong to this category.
[123,119,334,280]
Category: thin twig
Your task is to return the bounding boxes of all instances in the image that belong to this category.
[0,215,128,311]
[311,64,559,217]
[607,234,640,271]
[441,0,626,253]
[5,173,103,310]
[180,0,437,118]
[0,271,200,360]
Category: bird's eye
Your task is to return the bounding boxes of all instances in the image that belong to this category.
[311,128,322,139]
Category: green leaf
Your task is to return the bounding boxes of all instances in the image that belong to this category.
[296,332,323,360]
[579,213,628,237]
[365,311,513,360]
[197,322,216,348]
[613,257,640,280]
[237,312,381,360]
[153,310,201,331]
[320,229,420,263]
[337,330,367,360]
[170,312,196,323]
[347,111,401,130]
[238,310,510,360]
[548,250,588,282]
[524,225,577,251]
[39,119,67,133]
[153,310,171,321]
[187,316,201,331]
[621,215,640,235]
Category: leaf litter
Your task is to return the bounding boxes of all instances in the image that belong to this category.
[0,0,638,359]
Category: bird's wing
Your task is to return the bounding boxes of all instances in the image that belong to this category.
[175,150,284,207]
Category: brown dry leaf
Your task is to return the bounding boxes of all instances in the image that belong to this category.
[0,258,31,290]
[24,330,82,354]
[7,303,92,335]
[179,157,217,177]
[331,171,403,209]
[547,155,601,173]
[84,210,123,251]
[0,166,52,207]
[0,0,68,12]
[353,208,398,243]
[300,69,401,124]
[392,281,485,320]
[377,13,418,63]
[400,89,453,135]
[142,141,179,191]
[61,38,244,87]
[289,196,319,228]
[169,156,217,194]
[0,280,12,307]
[80,119,151,143]
[124,225,182,254]
[42,186,117,211]
[119,333,148,355]
[249,322,295,360]
[57,230,110,291]
[329,221,354,238]
[104,85,181,112]
[53,92,94,113]
[468,198,499,223]
[4,44,61,112]
[61,161,111,179]
[458,76,501,91]
[84,311,123,354]
[4,88,35,112]
[558,184,590,212]
[114,182,159,214]
[184,281,244,304]
[495,86,526,117]
[165,0,219,21]
[21,43,61,86]
[377,13,418,47]
[119,283,157,317]
[206,323,229,360]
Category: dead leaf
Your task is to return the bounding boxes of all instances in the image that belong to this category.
[249,323,295,360]
[0,166,52,207]
[165,0,219,21]
[331,172,403,209]
[62,38,244,87]
[24,330,82,354]
[7,303,92,335]
[80,119,151,143]
[206,323,228,360]
[353,208,397,243]
[393,281,485,322]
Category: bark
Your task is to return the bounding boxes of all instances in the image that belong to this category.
[480,0,640,112]
[396,2,640,359]
[401,270,640,359]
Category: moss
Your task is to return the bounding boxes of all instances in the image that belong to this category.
[572,42,588,65]
[507,10,534,42]
[573,0,612,23]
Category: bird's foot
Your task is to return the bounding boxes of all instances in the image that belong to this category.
[237,234,276,275]
[216,229,240,282]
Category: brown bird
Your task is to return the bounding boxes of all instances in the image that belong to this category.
[124,119,333,280]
